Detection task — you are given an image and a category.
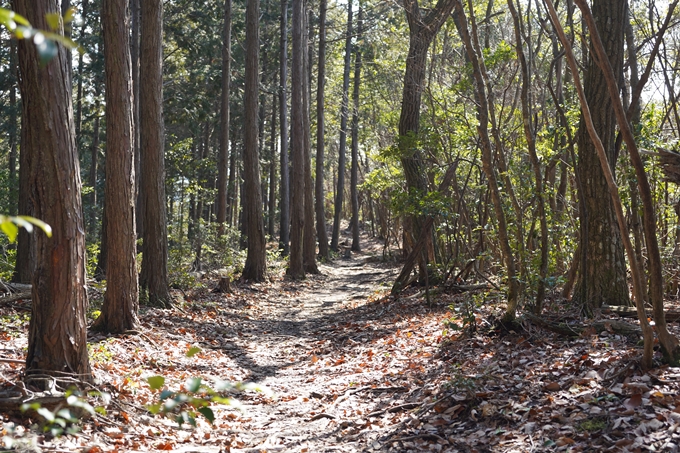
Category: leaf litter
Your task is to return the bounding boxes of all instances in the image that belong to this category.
[2,240,680,451]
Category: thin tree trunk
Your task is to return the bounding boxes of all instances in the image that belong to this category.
[131,0,142,238]
[227,129,236,226]
[140,0,171,307]
[88,99,100,234]
[279,0,291,255]
[8,38,17,215]
[350,4,363,252]
[216,0,232,234]
[288,0,305,278]
[453,0,520,323]
[242,0,267,281]
[302,2,318,274]
[75,0,88,142]
[13,104,35,285]
[331,2,352,252]
[315,0,330,260]
[269,89,277,238]
[93,0,139,333]
[508,0,548,314]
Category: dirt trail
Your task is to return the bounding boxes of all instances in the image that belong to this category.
[220,252,403,452]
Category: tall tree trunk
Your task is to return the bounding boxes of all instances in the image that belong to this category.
[573,0,680,364]
[75,0,88,143]
[397,0,454,276]
[279,0,291,255]
[227,129,236,226]
[302,2,318,274]
[624,4,647,299]
[315,0,330,260]
[331,2,352,252]
[350,4,363,252]
[140,0,171,307]
[242,0,267,281]
[453,0,520,323]
[544,0,654,369]
[269,90,277,237]
[288,0,305,278]
[8,38,18,215]
[217,0,232,234]
[93,0,139,333]
[572,0,629,311]
[13,105,35,284]
[88,101,100,235]
[508,0,548,313]
[131,0,142,238]
[15,0,91,384]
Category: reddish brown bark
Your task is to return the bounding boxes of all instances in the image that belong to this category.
[14,0,91,383]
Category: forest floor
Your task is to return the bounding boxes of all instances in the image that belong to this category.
[3,234,680,452]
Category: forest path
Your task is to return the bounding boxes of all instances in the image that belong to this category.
[219,246,409,453]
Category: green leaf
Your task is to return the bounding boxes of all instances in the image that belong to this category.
[212,396,232,405]
[45,12,60,31]
[63,7,76,24]
[0,220,18,243]
[186,377,201,393]
[147,375,165,390]
[66,395,95,415]
[186,346,201,357]
[17,216,52,237]
[160,390,174,400]
[147,403,161,415]
[197,407,215,424]
[36,407,55,423]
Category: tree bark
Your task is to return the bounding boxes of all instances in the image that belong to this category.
[279,0,291,256]
[242,0,267,281]
[140,0,171,307]
[88,99,100,235]
[14,0,91,384]
[331,2,352,252]
[315,0,330,260]
[573,0,680,364]
[572,0,630,310]
[227,129,236,226]
[350,4,363,252]
[216,0,232,234]
[74,0,88,143]
[398,0,454,275]
[269,90,277,238]
[302,2,318,274]
[288,0,305,278]
[13,103,36,285]
[93,0,139,333]
[131,0,142,238]
[8,38,18,215]
[543,0,655,369]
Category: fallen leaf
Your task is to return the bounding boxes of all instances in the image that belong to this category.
[624,393,642,410]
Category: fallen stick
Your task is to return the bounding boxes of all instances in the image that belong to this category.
[0,292,31,305]
[524,312,641,337]
[0,358,24,364]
